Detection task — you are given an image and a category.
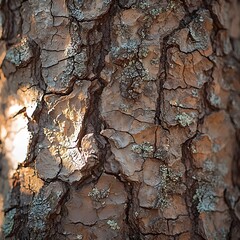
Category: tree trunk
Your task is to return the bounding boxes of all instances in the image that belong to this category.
[0,0,240,239]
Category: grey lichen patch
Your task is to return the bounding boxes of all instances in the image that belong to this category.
[150,58,159,65]
[155,165,184,209]
[171,10,213,54]
[139,46,149,59]
[135,4,162,38]
[3,208,16,236]
[191,89,199,97]
[122,60,151,80]
[154,145,169,161]
[208,93,221,108]
[132,143,170,161]
[111,40,139,62]
[119,103,129,113]
[68,0,112,21]
[138,0,150,10]
[137,0,176,20]
[193,184,217,212]
[203,159,215,172]
[188,14,210,50]
[193,159,228,213]
[28,195,52,231]
[28,182,66,233]
[120,60,154,99]
[5,38,33,67]
[71,8,84,21]
[114,22,131,40]
[191,145,197,154]
[159,165,182,184]
[154,193,170,209]
[212,143,220,153]
[131,142,154,158]
[76,235,83,240]
[175,112,195,127]
[42,57,75,92]
[166,0,177,11]
[107,220,120,230]
[149,8,162,19]
[88,187,110,202]
[203,159,228,180]
[138,1,163,16]
[73,49,88,78]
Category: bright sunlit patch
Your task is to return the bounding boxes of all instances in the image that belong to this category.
[6,102,24,118]
[26,102,38,118]
[11,123,30,166]
[4,111,30,170]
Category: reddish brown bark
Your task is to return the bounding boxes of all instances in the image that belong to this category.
[0,0,240,239]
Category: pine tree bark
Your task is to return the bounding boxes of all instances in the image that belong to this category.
[0,0,240,239]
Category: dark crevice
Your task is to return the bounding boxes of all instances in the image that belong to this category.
[181,134,201,238]
[154,6,200,128]
[23,40,47,166]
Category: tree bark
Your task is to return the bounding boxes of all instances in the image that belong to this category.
[0,0,240,239]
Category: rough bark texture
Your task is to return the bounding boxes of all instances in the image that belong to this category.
[0,0,240,239]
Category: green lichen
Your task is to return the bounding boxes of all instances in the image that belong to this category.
[175,112,195,127]
[28,183,65,233]
[119,103,129,112]
[155,194,170,209]
[154,146,169,161]
[193,159,228,213]
[139,46,149,59]
[88,187,110,201]
[107,220,120,230]
[122,61,152,81]
[5,38,33,67]
[138,28,147,39]
[203,159,215,172]
[209,93,221,107]
[111,40,139,60]
[149,8,162,18]
[73,49,88,78]
[166,0,176,10]
[159,165,182,184]
[116,23,131,38]
[217,163,228,176]
[131,142,154,158]
[103,0,111,4]
[203,159,228,180]
[3,208,16,236]
[28,196,52,231]
[139,1,150,10]
[139,1,163,18]
[155,165,183,209]
[76,234,83,239]
[120,60,154,99]
[150,58,159,65]
[70,8,84,21]
[191,145,197,154]
[193,184,217,212]
[192,89,199,97]
[212,143,220,153]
